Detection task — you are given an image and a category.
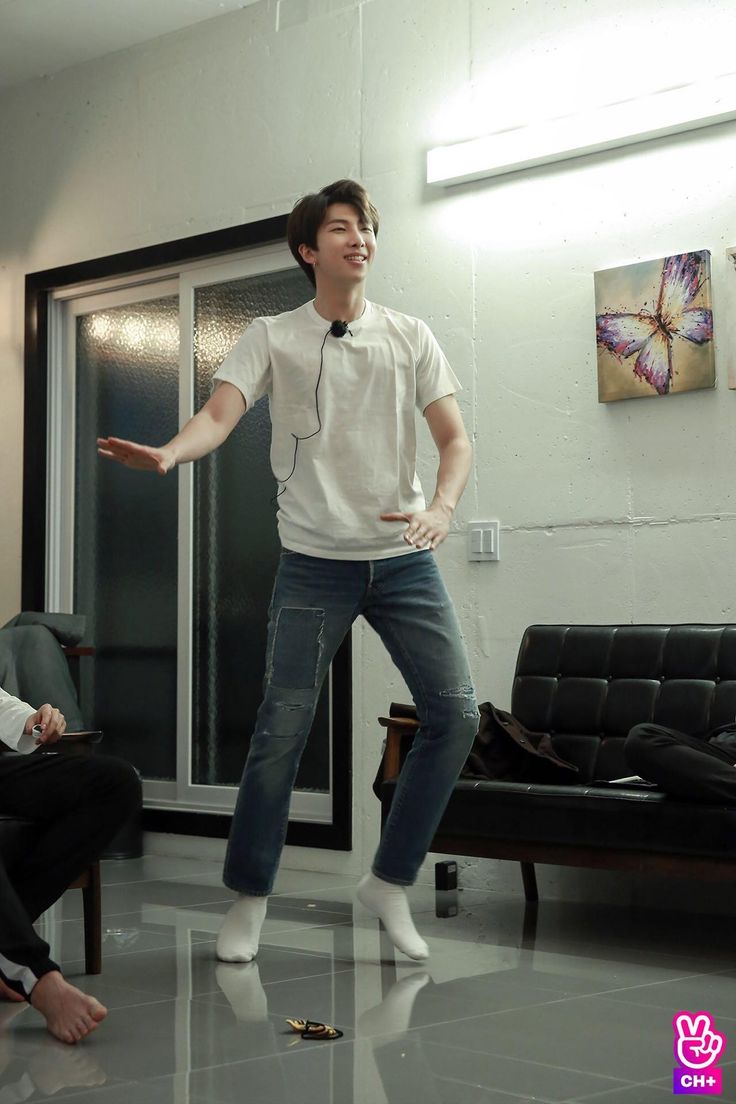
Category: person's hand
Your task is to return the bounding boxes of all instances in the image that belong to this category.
[24,705,66,745]
[380,504,452,550]
[97,436,175,475]
[674,1013,726,1070]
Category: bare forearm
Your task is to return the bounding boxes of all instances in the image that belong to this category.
[167,408,232,465]
[167,384,246,466]
[98,382,245,474]
[429,437,472,517]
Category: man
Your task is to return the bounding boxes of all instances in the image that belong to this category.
[98,179,479,962]
[625,721,736,803]
[0,686,140,1043]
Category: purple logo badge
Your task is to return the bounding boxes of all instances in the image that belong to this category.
[673,1011,726,1095]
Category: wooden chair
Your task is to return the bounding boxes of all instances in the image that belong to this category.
[0,733,103,975]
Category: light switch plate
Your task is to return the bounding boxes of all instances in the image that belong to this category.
[468,520,500,561]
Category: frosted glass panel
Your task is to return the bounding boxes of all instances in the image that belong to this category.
[74,296,179,780]
[191,269,334,790]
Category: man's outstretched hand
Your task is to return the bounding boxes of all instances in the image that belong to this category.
[97,437,175,475]
[380,504,452,550]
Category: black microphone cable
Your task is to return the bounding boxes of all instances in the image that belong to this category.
[273,321,351,500]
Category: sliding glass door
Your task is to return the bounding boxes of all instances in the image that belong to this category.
[73,287,180,781]
[189,264,332,806]
[46,246,343,832]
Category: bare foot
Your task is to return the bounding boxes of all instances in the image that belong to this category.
[30,971,107,1044]
[0,978,25,1003]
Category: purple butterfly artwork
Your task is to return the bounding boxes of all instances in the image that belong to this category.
[595,251,714,401]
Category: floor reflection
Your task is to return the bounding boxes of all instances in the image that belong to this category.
[0,1001,107,1099]
[2,857,735,1104]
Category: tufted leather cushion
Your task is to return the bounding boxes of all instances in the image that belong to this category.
[432,780,736,857]
[512,625,736,784]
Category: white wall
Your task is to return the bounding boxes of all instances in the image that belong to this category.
[3,0,736,902]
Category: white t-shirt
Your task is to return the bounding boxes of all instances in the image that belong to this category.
[0,686,36,754]
[212,299,461,560]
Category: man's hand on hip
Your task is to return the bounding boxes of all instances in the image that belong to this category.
[380,505,452,550]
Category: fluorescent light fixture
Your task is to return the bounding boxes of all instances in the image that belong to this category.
[427,72,736,186]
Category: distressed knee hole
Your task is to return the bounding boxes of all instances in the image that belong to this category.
[439,683,476,700]
[258,689,315,739]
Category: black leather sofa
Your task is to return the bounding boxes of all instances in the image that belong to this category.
[378,624,736,901]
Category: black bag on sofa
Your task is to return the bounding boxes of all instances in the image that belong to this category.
[462,702,579,784]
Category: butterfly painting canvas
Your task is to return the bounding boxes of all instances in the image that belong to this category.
[595,251,714,402]
[726,248,736,389]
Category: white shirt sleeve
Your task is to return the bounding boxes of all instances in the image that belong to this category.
[0,686,37,754]
[211,316,272,410]
[414,319,462,413]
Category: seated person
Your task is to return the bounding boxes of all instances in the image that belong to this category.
[625,721,736,804]
[0,685,140,1043]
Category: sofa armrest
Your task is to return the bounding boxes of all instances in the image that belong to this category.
[378,713,420,782]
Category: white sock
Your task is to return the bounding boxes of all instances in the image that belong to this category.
[215,962,268,1022]
[358,972,430,1035]
[356,873,429,960]
[216,895,268,962]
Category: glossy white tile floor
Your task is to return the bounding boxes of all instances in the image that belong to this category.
[2,855,736,1103]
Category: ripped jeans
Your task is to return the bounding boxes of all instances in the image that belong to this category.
[223,549,479,895]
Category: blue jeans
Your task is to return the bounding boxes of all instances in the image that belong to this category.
[223,549,479,895]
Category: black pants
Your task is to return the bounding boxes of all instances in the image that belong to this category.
[625,724,736,804]
[0,751,140,998]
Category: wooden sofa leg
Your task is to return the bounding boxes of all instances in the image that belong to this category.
[82,862,102,975]
[520,862,538,903]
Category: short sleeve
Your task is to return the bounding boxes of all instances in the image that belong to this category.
[0,686,36,754]
[415,319,462,413]
[211,316,272,409]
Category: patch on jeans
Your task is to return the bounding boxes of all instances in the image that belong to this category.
[269,607,324,690]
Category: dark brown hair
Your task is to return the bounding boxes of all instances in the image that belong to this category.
[287,179,380,287]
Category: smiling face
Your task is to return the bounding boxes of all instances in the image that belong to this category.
[299,203,376,289]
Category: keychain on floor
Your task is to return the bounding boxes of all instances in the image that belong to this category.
[286,1017,343,1040]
